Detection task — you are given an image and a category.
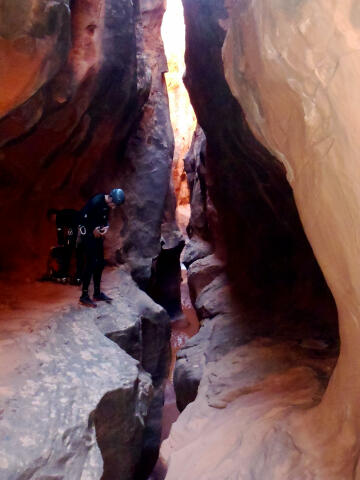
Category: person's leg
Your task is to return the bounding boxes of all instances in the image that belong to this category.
[93,238,104,296]
[93,239,112,303]
[80,237,97,307]
[81,249,92,294]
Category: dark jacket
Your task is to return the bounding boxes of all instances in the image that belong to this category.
[79,194,110,236]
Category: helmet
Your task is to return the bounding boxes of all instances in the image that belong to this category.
[109,188,125,205]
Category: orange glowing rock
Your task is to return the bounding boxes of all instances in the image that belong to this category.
[161,0,197,209]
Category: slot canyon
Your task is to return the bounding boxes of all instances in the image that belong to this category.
[0,0,359,479]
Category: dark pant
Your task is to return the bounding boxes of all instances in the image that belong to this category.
[81,235,104,295]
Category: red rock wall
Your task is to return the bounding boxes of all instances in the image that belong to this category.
[0,0,177,285]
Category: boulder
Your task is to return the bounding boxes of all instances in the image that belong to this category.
[187,254,224,304]
[94,269,171,385]
[194,273,234,320]
[147,202,185,318]
[181,237,213,269]
[0,268,171,480]
[0,304,152,480]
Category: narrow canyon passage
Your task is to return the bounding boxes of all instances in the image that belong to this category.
[1,0,360,478]
[149,266,199,480]
[148,4,199,477]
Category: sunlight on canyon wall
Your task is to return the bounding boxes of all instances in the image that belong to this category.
[161,0,196,217]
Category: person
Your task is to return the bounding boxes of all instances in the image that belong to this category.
[45,208,83,284]
[78,188,125,308]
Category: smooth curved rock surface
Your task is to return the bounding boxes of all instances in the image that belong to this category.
[223,0,360,475]
[163,333,337,480]
[181,0,338,334]
[165,1,348,477]
[0,0,71,118]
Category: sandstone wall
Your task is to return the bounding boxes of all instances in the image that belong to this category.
[0,0,178,289]
[181,0,337,338]
[0,0,138,275]
[0,1,177,478]
[223,0,360,474]
[112,0,177,287]
[161,0,359,478]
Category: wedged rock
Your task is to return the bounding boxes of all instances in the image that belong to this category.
[194,273,234,320]
[187,254,224,304]
[148,206,185,317]
[181,237,213,269]
[0,303,152,480]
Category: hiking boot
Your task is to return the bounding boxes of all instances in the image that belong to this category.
[93,292,113,303]
[80,294,97,308]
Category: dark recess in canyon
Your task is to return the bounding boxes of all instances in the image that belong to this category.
[181,0,338,342]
